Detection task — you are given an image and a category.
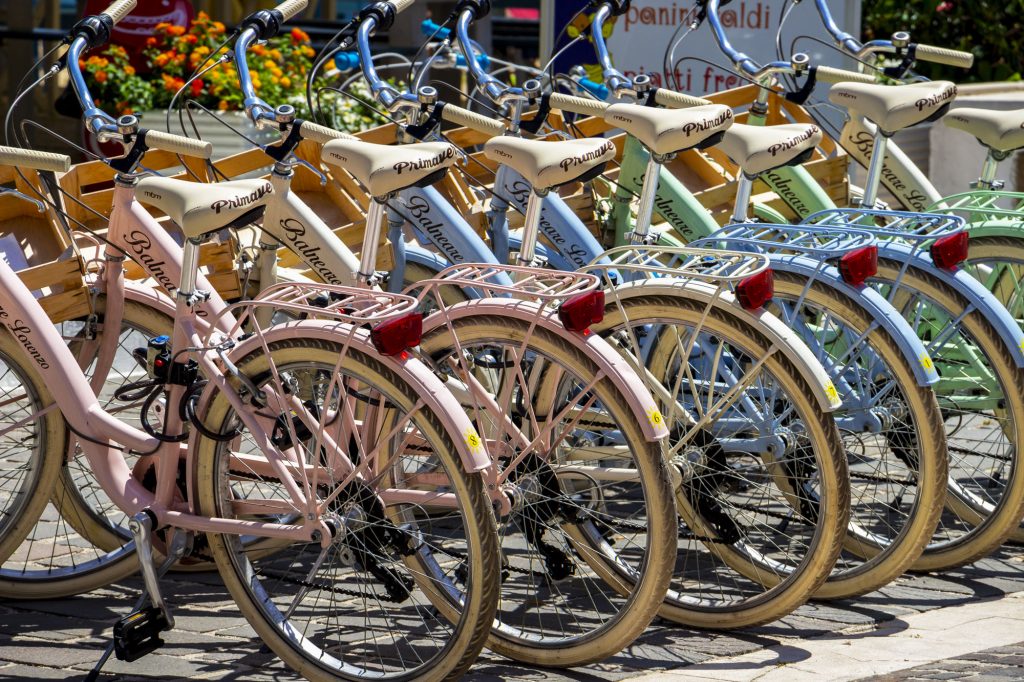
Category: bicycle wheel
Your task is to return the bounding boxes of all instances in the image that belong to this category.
[959,235,1024,543]
[769,272,946,599]
[597,291,849,628]
[0,329,65,567]
[0,298,170,598]
[871,260,1024,570]
[196,336,499,681]
[419,314,676,668]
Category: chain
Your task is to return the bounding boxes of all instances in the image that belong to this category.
[948,445,1014,463]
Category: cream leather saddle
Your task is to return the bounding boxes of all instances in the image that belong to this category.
[603,103,734,156]
[484,137,615,190]
[136,177,273,240]
[321,139,460,197]
[945,107,1024,153]
[829,81,957,135]
[719,123,823,176]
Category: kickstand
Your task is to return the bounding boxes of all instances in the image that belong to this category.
[85,523,188,682]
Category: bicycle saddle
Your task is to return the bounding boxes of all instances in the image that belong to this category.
[321,139,460,197]
[719,123,822,176]
[945,107,1024,154]
[136,177,273,240]
[484,137,615,191]
[829,80,957,135]
[604,103,733,155]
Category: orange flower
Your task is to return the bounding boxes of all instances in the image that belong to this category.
[290,27,310,44]
[218,100,230,111]
[146,37,158,47]
[154,22,171,32]
[124,65,136,76]
[94,70,108,83]
[168,25,186,37]
[184,34,198,44]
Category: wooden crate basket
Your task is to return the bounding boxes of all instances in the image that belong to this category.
[58,148,244,299]
[0,164,90,321]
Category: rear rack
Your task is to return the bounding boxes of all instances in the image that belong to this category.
[208,282,421,341]
[928,190,1024,224]
[589,245,770,285]
[802,208,966,243]
[410,263,600,303]
[693,223,876,258]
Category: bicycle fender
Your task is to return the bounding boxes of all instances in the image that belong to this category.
[769,254,940,386]
[877,242,1024,368]
[961,220,1024,240]
[421,300,670,441]
[213,321,491,473]
[606,280,844,413]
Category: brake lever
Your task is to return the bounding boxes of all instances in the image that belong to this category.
[0,187,47,214]
[289,155,328,186]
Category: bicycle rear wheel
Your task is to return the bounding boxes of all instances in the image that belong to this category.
[960,235,1024,543]
[871,260,1024,570]
[768,272,946,599]
[419,315,676,668]
[196,336,499,681]
[596,292,849,629]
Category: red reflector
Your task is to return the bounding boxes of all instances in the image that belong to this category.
[839,245,878,286]
[371,313,423,356]
[736,268,774,310]
[558,290,605,332]
[930,231,969,270]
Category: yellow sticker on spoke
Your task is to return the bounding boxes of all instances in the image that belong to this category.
[824,381,840,404]
[647,408,664,427]
[920,354,935,371]
[465,430,483,451]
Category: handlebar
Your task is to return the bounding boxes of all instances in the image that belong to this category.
[549,93,610,118]
[652,88,712,109]
[811,0,972,71]
[298,120,359,145]
[142,129,213,159]
[814,65,875,85]
[440,103,506,137]
[577,77,610,100]
[421,19,451,40]
[590,2,632,98]
[454,5,513,104]
[103,0,137,25]
[913,44,974,69]
[0,146,72,174]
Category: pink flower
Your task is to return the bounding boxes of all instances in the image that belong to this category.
[936,1,954,12]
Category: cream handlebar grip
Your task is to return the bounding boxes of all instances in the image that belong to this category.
[652,89,712,109]
[815,65,876,85]
[101,0,137,25]
[143,130,213,159]
[273,0,307,21]
[389,0,416,15]
[0,146,72,173]
[298,120,358,144]
[441,104,506,137]
[914,44,974,69]
[548,93,609,118]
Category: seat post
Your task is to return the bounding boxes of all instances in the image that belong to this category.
[629,154,663,244]
[731,173,755,223]
[517,188,546,269]
[977,149,1008,189]
[179,239,202,301]
[359,198,387,284]
[860,128,889,209]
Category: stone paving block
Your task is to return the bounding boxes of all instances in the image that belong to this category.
[0,663,85,680]
[0,637,105,668]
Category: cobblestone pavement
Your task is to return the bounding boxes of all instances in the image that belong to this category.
[1,546,1022,681]
[872,641,1024,681]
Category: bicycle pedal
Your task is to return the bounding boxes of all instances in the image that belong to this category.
[113,606,170,662]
